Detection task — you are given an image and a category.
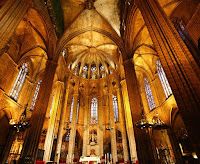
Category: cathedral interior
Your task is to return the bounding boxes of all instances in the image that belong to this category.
[0,0,200,163]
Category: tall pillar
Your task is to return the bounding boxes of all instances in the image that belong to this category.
[108,80,118,163]
[43,81,64,162]
[135,0,200,158]
[67,82,79,163]
[116,87,129,162]
[54,76,71,163]
[20,60,57,163]
[122,59,155,163]
[97,83,103,157]
[82,87,89,156]
[0,0,32,55]
[120,79,138,162]
[0,130,16,163]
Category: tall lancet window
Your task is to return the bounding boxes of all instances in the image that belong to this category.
[113,95,119,122]
[156,60,172,98]
[144,78,156,110]
[30,80,42,110]
[49,91,55,117]
[91,97,98,123]
[69,97,74,122]
[10,63,28,101]
[76,99,80,123]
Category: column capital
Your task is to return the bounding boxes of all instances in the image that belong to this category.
[56,81,64,87]
[120,79,126,85]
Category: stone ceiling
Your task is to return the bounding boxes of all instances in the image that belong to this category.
[60,0,121,79]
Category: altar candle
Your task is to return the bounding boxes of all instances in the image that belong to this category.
[110,154,112,160]
[72,154,74,159]
[107,153,109,161]
[67,154,68,159]
[105,154,106,161]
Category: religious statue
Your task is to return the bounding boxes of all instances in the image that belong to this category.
[89,125,97,146]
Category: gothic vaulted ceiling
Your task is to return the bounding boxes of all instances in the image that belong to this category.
[60,0,122,79]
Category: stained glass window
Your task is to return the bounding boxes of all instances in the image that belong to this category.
[10,63,28,101]
[83,65,88,71]
[91,97,98,123]
[69,97,79,122]
[49,91,55,117]
[172,18,187,40]
[65,132,70,141]
[76,99,79,122]
[30,80,42,110]
[144,78,156,110]
[69,97,74,122]
[91,66,97,72]
[156,60,172,98]
[100,65,104,71]
[113,95,119,122]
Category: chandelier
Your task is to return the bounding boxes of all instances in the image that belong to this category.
[135,113,168,131]
[9,105,30,132]
[135,114,153,132]
[152,113,168,130]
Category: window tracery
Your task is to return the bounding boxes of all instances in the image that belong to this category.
[10,63,28,101]
[144,78,156,110]
[76,99,80,122]
[69,97,74,122]
[30,80,42,110]
[91,97,98,123]
[156,60,172,98]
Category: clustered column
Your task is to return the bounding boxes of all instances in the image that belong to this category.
[20,60,57,163]
[82,87,89,156]
[120,79,138,162]
[67,82,79,163]
[135,0,200,158]
[116,87,129,162]
[97,84,103,157]
[108,80,118,163]
[54,75,71,163]
[43,81,64,162]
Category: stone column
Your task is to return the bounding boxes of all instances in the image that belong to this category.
[0,0,32,55]
[67,82,79,163]
[20,60,57,163]
[116,87,129,162]
[120,79,138,162]
[0,130,16,163]
[82,88,89,156]
[54,76,71,163]
[108,81,118,163]
[122,59,155,163]
[97,83,103,157]
[43,81,64,162]
[135,0,200,158]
